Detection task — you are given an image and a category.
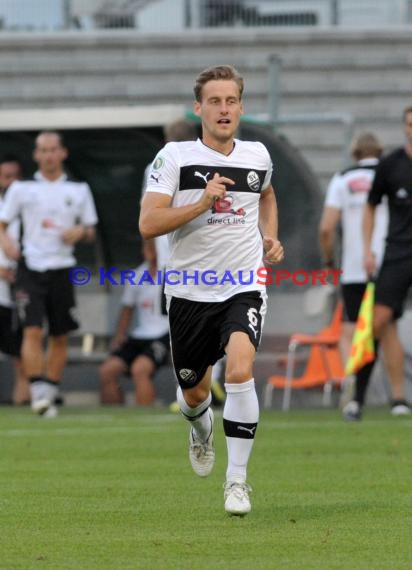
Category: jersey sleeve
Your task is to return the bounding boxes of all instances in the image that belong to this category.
[0,182,23,224]
[121,265,143,306]
[259,143,273,190]
[140,163,152,203]
[324,173,344,209]
[368,160,386,206]
[121,280,137,306]
[145,143,180,197]
[79,184,98,226]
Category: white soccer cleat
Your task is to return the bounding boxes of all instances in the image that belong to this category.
[31,398,52,416]
[30,381,59,418]
[43,405,58,419]
[224,481,252,516]
[189,409,215,477]
[342,400,362,422]
[391,400,411,416]
[31,398,58,418]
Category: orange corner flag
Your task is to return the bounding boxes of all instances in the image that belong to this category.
[345,282,375,376]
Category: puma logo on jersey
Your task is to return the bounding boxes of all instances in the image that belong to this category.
[237,425,256,436]
[150,173,161,183]
[194,171,210,184]
[248,323,258,338]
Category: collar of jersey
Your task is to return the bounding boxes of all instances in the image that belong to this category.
[34,171,68,183]
[357,158,379,166]
[197,138,237,157]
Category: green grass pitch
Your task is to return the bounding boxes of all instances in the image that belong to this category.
[1,406,412,569]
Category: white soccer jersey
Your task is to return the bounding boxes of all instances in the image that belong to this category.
[121,262,169,339]
[145,138,273,301]
[325,158,388,283]
[0,172,98,272]
[0,194,19,307]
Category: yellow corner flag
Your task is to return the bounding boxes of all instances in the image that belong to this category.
[345,282,375,375]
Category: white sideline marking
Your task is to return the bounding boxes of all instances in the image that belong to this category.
[4,425,176,437]
[264,419,412,429]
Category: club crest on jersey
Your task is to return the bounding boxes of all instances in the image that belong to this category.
[179,368,197,384]
[247,170,260,192]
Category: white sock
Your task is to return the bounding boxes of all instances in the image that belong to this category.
[223,379,259,483]
[176,386,212,442]
[30,380,58,403]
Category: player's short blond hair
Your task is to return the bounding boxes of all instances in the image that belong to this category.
[403,105,412,122]
[193,65,244,102]
[35,130,65,149]
[351,132,383,160]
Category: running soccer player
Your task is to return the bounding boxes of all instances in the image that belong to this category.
[139,65,284,515]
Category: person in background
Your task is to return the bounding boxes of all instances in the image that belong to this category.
[319,133,387,421]
[363,106,412,417]
[0,132,98,418]
[0,155,28,405]
[99,239,170,406]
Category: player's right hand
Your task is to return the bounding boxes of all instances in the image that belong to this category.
[200,172,235,210]
[364,250,376,279]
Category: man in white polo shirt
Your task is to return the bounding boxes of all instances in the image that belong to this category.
[0,131,98,417]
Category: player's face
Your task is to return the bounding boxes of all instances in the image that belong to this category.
[34,134,68,175]
[403,112,412,145]
[0,161,21,190]
[194,80,243,147]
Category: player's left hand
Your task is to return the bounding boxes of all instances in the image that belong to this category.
[263,237,284,265]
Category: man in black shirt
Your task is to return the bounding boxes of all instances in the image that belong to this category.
[363,106,412,415]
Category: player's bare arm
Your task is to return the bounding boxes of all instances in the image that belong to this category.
[0,221,21,261]
[61,225,96,245]
[363,202,377,276]
[139,172,234,239]
[110,305,134,351]
[319,206,341,266]
[259,185,284,265]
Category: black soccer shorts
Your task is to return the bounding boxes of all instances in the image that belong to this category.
[168,290,266,389]
[0,305,22,357]
[111,334,170,372]
[374,254,412,319]
[15,260,79,335]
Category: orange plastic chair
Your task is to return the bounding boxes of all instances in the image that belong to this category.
[264,301,345,411]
